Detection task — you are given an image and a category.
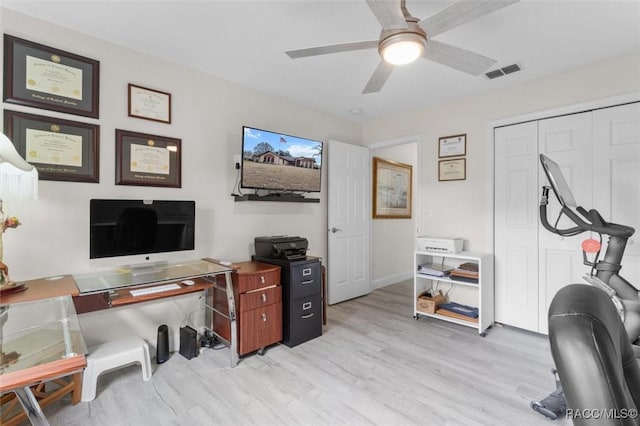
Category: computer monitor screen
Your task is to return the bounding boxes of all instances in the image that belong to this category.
[539,154,577,207]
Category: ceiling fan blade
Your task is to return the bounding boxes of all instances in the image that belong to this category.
[286,40,379,59]
[362,61,395,94]
[419,0,519,38]
[365,0,408,30]
[422,39,497,76]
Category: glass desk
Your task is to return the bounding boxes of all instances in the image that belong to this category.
[73,259,231,294]
[0,296,86,426]
[73,259,238,368]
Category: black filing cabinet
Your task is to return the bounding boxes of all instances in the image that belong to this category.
[253,256,322,347]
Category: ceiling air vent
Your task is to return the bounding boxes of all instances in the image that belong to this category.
[485,63,522,79]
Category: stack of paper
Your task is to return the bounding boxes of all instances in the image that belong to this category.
[417,263,454,277]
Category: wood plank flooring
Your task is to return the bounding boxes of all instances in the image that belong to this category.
[44,280,569,425]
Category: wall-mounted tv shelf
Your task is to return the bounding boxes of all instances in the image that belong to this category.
[233,194,320,203]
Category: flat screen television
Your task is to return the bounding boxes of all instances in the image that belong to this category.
[241,126,323,192]
[90,199,195,259]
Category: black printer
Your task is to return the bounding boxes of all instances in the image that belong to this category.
[254,236,308,260]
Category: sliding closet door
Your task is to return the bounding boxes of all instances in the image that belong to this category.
[592,102,640,290]
[495,101,640,334]
[537,112,593,333]
[494,122,539,331]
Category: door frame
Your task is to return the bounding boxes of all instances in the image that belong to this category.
[367,134,422,288]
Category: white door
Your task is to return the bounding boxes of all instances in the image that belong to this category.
[592,102,640,290]
[494,121,540,331]
[538,112,593,333]
[327,140,371,304]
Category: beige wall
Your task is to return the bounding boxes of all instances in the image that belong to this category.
[362,53,640,254]
[1,8,361,282]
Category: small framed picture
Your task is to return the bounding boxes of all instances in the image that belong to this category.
[439,158,466,182]
[3,34,100,118]
[115,129,181,187]
[128,84,171,123]
[438,134,466,158]
[4,109,99,183]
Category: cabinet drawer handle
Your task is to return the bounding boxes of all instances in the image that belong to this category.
[302,268,312,276]
[301,280,313,285]
[302,302,312,310]
[261,293,267,302]
[302,313,314,319]
[260,275,265,284]
[261,313,267,322]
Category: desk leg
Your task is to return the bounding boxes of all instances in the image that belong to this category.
[224,271,239,368]
[14,387,49,426]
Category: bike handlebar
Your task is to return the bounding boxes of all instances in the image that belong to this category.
[540,186,635,238]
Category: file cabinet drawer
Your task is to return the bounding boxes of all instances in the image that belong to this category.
[233,264,280,293]
[239,285,281,312]
[289,263,321,299]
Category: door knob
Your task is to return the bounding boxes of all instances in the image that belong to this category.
[330,227,342,233]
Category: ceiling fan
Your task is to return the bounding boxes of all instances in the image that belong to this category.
[285,0,520,94]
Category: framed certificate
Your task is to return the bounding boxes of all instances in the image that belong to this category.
[373,157,412,219]
[116,129,181,187]
[438,134,466,158]
[128,84,172,123]
[3,35,100,118]
[438,158,466,181]
[3,110,100,182]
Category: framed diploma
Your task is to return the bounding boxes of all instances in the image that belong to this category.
[3,110,100,182]
[373,157,412,219]
[128,84,172,123]
[116,129,181,188]
[3,35,100,118]
[438,158,466,181]
[438,134,466,158]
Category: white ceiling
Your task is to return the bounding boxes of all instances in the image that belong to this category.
[4,0,640,122]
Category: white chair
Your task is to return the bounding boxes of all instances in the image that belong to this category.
[81,336,152,402]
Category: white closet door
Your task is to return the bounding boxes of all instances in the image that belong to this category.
[494,122,539,331]
[592,102,640,291]
[537,112,593,333]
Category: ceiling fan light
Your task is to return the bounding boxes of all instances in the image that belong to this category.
[379,32,426,66]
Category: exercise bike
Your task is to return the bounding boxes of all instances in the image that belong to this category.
[531,154,639,419]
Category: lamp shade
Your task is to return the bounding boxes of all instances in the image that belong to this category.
[0,133,38,200]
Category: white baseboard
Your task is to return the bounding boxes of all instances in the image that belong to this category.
[372,270,413,290]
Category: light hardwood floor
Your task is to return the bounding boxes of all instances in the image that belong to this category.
[45,280,569,425]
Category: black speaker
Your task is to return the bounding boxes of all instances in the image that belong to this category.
[156,324,169,364]
[179,326,198,360]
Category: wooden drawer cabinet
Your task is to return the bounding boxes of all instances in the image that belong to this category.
[211,261,282,356]
[239,285,281,312]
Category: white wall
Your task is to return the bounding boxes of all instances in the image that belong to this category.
[370,141,417,288]
[362,53,640,253]
[1,9,361,282]
[0,9,362,350]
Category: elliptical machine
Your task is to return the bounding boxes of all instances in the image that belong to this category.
[531,154,639,419]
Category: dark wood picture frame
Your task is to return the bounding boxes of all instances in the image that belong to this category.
[3,34,100,118]
[438,134,466,158]
[3,109,100,183]
[438,158,467,181]
[373,157,412,219]
[128,83,172,124]
[115,129,181,188]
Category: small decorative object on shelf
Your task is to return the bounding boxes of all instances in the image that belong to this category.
[0,213,21,268]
